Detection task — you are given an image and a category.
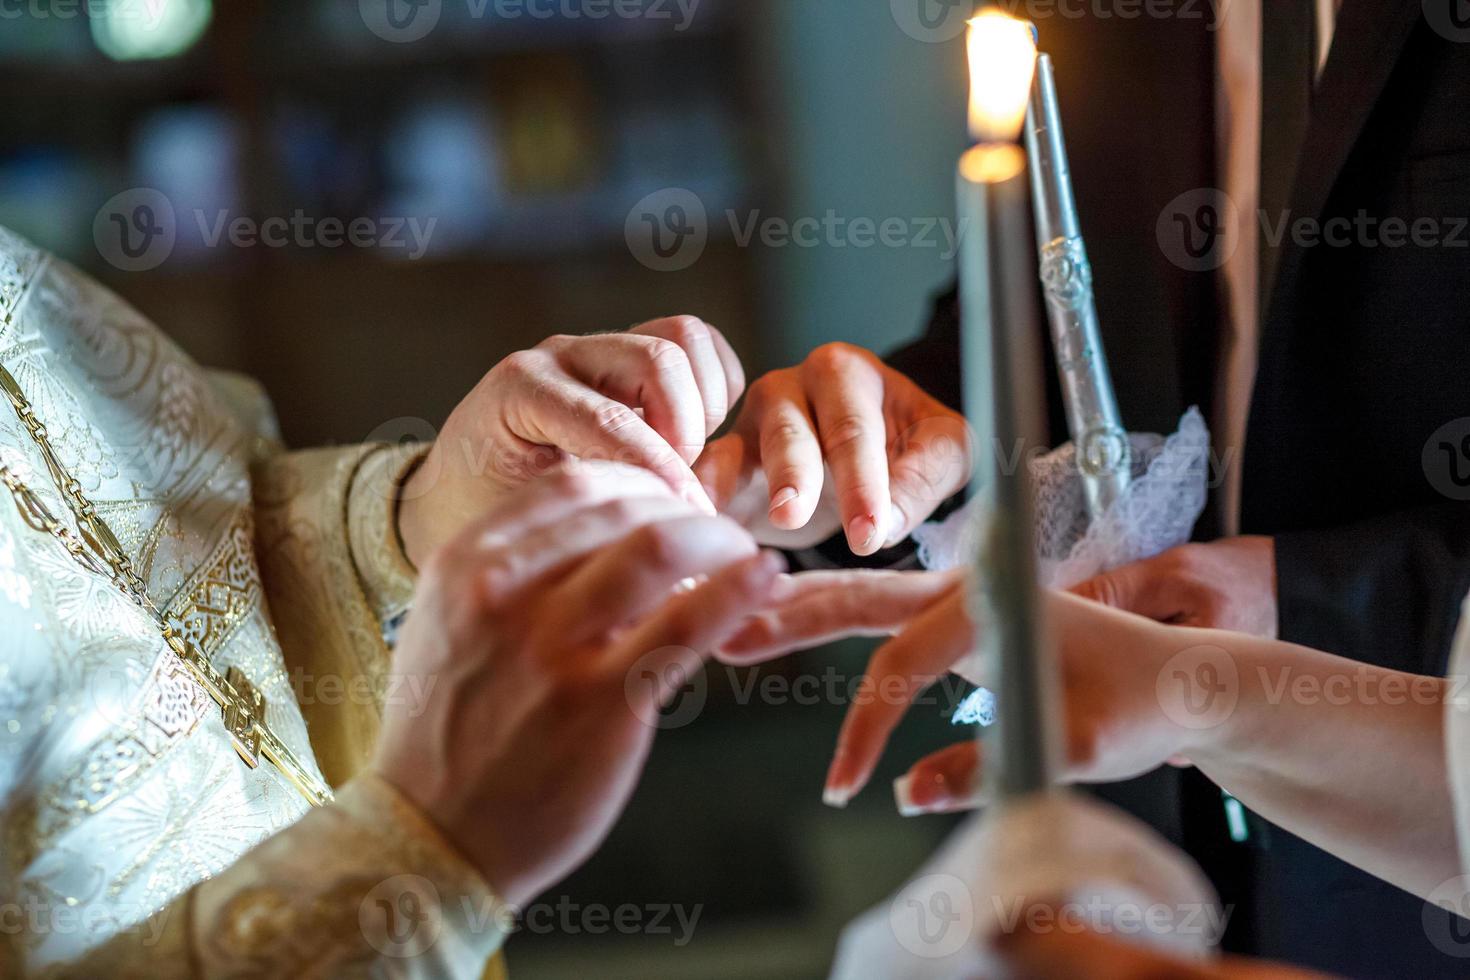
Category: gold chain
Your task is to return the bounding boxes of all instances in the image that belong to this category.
[0,364,331,807]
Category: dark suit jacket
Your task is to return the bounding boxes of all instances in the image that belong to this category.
[861,3,1470,976]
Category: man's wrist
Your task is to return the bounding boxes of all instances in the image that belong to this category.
[349,442,432,623]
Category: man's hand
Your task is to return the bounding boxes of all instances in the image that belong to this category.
[695,343,969,556]
[373,464,782,906]
[1072,536,1278,637]
[397,316,745,567]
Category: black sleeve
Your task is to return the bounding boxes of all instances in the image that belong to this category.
[1275,503,1470,675]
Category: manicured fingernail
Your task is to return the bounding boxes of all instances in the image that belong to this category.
[846,515,878,553]
[769,486,799,514]
[894,774,922,817]
[822,785,851,809]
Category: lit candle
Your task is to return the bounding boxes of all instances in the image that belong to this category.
[956,11,1059,799]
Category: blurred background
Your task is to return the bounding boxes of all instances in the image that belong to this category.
[0,1,976,975]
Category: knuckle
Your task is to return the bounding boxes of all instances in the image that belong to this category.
[806,341,859,376]
[497,348,542,381]
[590,400,640,435]
[535,333,576,353]
[819,413,871,455]
[644,337,692,375]
[664,315,710,348]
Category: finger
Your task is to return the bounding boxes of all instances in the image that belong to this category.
[824,590,978,806]
[756,378,824,530]
[884,412,973,548]
[632,316,734,436]
[548,514,758,646]
[706,323,746,405]
[615,550,785,722]
[893,741,985,817]
[554,333,707,466]
[717,569,961,665]
[519,376,715,514]
[805,345,891,555]
[477,494,701,601]
[692,432,750,514]
[1071,551,1184,622]
[469,465,679,548]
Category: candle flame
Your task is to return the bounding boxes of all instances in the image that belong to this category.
[966,10,1037,144]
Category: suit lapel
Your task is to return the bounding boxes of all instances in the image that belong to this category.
[1262,0,1421,329]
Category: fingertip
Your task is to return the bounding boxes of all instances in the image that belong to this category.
[845,513,880,556]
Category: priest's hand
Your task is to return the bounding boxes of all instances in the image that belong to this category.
[694,343,970,556]
[715,571,1198,810]
[397,316,745,568]
[373,464,782,907]
[1072,536,1278,638]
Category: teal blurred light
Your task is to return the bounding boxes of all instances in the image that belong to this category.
[91,0,212,61]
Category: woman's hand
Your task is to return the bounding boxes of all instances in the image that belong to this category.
[718,570,1200,809]
[397,316,745,567]
[375,464,782,907]
[695,343,969,556]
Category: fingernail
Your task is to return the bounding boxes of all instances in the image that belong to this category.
[883,503,908,549]
[893,774,922,817]
[822,785,851,809]
[846,515,878,553]
[768,486,799,514]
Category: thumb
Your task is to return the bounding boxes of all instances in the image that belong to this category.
[1070,553,1181,622]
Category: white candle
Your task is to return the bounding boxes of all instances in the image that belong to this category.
[956,11,1059,799]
